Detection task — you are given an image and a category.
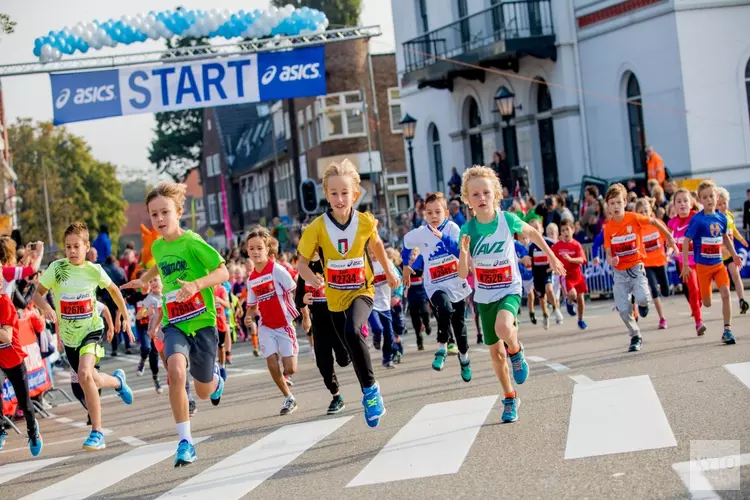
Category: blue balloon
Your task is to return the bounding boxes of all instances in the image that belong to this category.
[34,37,43,48]
[48,35,58,46]
[80,43,89,53]
[33,46,41,57]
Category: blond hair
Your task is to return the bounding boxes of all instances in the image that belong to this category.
[0,237,17,266]
[696,180,716,197]
[673,187,699,211]
[634,198,653,216]
[716,186,730,201]
[146,182,187,213]
[322,159,361,192]
[65,222,90,242]
[385,247,402,266]
[605,183,627,202]
[461,165,503,207]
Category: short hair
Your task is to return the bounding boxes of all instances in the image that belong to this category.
[0,237,17,266]
[385,247,402,266]
[322,158,361,192]
[605,183,627,202]
[697,180,716,197]
[716,186,730,201]
[585,185,599,198]
[65,222,90,242]
[461,165,503,207]
[135,269,147,279]
[634,198,654,215]
[559,219,574,230]
[268,237,280,258]
[246,226,272,249]
[424,192,448,211]
[146,182,187,212]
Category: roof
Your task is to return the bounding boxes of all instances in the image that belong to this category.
[122,202,150,237]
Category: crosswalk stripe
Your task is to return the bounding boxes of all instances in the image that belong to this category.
[157,418,352,499]
[19,437,210,500]
[0,457,70,486]
[347,395,497,487]
[724,362,750,390]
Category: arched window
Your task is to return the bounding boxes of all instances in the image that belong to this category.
[745,60,750,126]
[537,81,552,113]
[465,97,484,166]
[429,124,445,193]
[626,73,646,174]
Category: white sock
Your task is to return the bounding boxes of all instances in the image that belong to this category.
[438,342,447,352]
[176,421,193,444]
[459,352,469,362]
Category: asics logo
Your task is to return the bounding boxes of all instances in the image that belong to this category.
[55,89,71,109]
[261,63,321,85]
[56,85,116,108]
[261,66,277,85]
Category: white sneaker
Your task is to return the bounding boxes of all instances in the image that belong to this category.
[280,396,297,416]
[554,309,564,324]
[543,316,550,330]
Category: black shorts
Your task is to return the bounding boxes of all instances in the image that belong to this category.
[532,269,552,295]
[64,330,105,373]
[645,265,670,299]
[723,257,733,268]
[163,324,218,384]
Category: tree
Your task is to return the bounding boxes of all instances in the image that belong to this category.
[7,119,127,248]
[121,179,150,204]
[270,0,362,27]
[0,14,16,35]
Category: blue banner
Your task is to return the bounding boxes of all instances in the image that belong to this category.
[50,46,326,125]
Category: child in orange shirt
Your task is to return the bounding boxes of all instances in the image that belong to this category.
[603,184,677,352]
[635,199,670,329]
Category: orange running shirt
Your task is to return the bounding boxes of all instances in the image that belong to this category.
[603,212,652,271]
[641,224,667,268]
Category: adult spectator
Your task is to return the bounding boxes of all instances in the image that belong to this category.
[91,224,111,264]
[646,145,666,186]
[580,185,599,220]
[556,194,574,222]
[449,200,466,227]
[490,151,510,190]
[448,168,462,195]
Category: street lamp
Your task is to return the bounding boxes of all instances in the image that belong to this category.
[399,113,418,197]
[494,87,515,122]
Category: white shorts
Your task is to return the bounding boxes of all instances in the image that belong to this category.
[552,275,561,297]
[258,324,298,359]
[523,279,534,295]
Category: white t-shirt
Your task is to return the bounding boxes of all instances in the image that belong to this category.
[372,260,399,312]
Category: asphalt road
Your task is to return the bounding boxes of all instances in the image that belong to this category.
[2,294,750,500]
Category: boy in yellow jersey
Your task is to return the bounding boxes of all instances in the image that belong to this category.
[716,187,749,314]
[297,159,398,428]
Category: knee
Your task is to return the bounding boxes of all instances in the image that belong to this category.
[494,320,514,340]
[167,360,187,381]
[719,287,731,299]
[285,365,297,376]
[703,297,712,307]
[78,367,95,384]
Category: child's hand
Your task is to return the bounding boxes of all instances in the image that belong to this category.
[611,256,620,268]
[521,256,532,267]
[386,271,400,290]
[460,235,470,254]
[302,315,312,334]
[391,297,400,307]
[120,279,145,291]
[309,274,325,289]
[561,253,572,262]
[550,256,567,277]
[244,312,255,328]
[680,264,691,281]
[734,255,742,267]
[303,292,314,305]
[428,225,443,240]
[175,280,199,302]
[122,318,135,342]
[402,266,414,288]
[106,326,115,343]
[43,306,57,324]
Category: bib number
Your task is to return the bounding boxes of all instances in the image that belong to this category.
[60,293,94,321]
[474,259,513,289]
[532,254,549,266]
[677,237,694,256]
[327,258,366,290]
[372,262,388,287]
[165,290,206,324]
[611,233,638,258]
[700,236,722,259]
[304,283,327,302]
[643,232,661,253]
[250,274,277,302]
[428,256,459,283]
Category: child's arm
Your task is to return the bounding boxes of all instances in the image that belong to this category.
[680,236,692,278]
[605,247,619,269]
[733,227,748,247]
[521,223,566,276]
[214,294,231,309]
[367,237,399,289]
[121,265,159,291]
[723,233,741,264]
[32,285,57,324]
[106,283,134,342]
[101,306,115,341]
[244,304,259,327]
[427,225,460,257]
[649,217,678,253]
[300,306,311,334]
[148,307,163,338]
[0,325,12,344]
[458,234,471,280]
[298,256,325,288]
[175,264,230,303]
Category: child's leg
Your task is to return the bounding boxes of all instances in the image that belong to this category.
[646,267,665,320]
[408,305,424,346]
[378,310,395,364]
[577,292,585,321]
[632,265,651,309]
[311,322,340,395]
[728,262,745,301]
[685,266,703,324]
[421,301,433,336]
[3,363,36,433]
[545,283,558,310]
[224,328,233,361]
[449,299,469,357]
[331,297,376,392]
[368,310,384,348]
[183,327,220,400]
[430,291,453,349]
[217,332,226,366]
[720,285,732,325]
[149,344,159,380]
[613,269,640,337]
[266,353,292,396]
[697,265,713,308]
[78,353,119,432]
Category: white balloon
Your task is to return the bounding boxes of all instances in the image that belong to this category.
[148,28,159,40]
[72,25,84,37]
[209,8,218,17]
[41,44,52,57]
[269,6,278,15]
[284,4,295,16]
[147,14,156,24]
[52,48,62,60]
[82,30,93,42]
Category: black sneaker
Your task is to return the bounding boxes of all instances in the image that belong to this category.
[280,396,297,416]
[373,341,381,350]
[529,312,537,325]
[425,327,432,336]
[637,305,649,318]
[189,399,197,417]
[629,335,642,352]
[740,299,749,315]
[327,395,345,415]
[477,335,483,345]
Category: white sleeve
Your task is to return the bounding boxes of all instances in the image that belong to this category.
[246,279,257,306]
[275,264,296,292]
[402,227,422,250]
[96,301,106,315]
[444,221,460,241]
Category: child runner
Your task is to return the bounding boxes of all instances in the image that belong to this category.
[716,187,749,314]
[401,192,472,380]
[635,199,670,329]
[514,235,535,324]
[133,270,163,392]
[668,188,705,335]
[32,223,134,451]
[368,247,401,368]
[458,166,564,422]
[123,183,228,467]
[603,184,677,352]
[528,218,563,329]
[386,247,406,363]
[404,251,432,350]
[682,181,741,344]
[546,223,563,310]
[297,159,396,427]
[214,284,230,381]
[552,220,588,330]
[244,226,300,416]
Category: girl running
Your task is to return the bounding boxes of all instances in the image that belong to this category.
[386,248,406,363]
[552,219,588,330]
[133,270,163,392]
[297,159,396,428]
[214,283,230,381]
[123,183,228,467]
[716,187,749,314]
[457,166,564,422]
[527,218,563,329]
[635,199,670,329]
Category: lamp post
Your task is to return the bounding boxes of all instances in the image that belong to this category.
[30,150,54,250]
[494,87,515,123]
[399,113,418,197]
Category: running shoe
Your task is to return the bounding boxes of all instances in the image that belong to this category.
[28,421,43,457]
[476,335,483,344]
[373,341,381,351]
[543,315,550,330]
[447,343,458,355]
[432,349,446,371]
[253,348,259,357]
[566,300,576,317]
[362,383,385,427]
[637,304,649,318]
[578,319,587,330]
[189,399,197,417]
[0,430,5,451]
[554,308,564,324]
[418,343,425,351]
[425,326,432,336]
[327,395,345,415]
[392,351,402,364]
[658,318,668,330]
[529,312,537,325]
[460,358,472,383]
[136,360,145,376]
[741,298,749,315]
[154,379,164,394]
[382,360,396,369]
[82,430,105,451]
[226,353,232,365]
[501,396,520,423]
[696,323,706,336]
[219,366,227,382]
[722,329,736,345]
[280,396,297,416]
[210,376,224,406]
[113,369,133,405]
[509,345,529,384]
[174,439,196,467]
[284,375,294,387]
[628,335,642,352]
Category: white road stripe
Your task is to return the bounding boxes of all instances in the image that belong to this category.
[119,436,146,447]
[724,362,750,390]
[71,422,87,428]
[348,395,497,487]
[0,438,81,454]
[157,419,352,499]
[19,437,209,500]
[672,453,750,500]
[55,417,73,424]
[569,374,594,385]
[564,375,676,459]
[473,347,489,353]
[101,428,114,435]
[546,362,570,372]
[527,356,547,362]
[0,457,70,485]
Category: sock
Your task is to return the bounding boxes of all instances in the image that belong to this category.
[504,391,516,399]
[458,352,469,362]
[176,421,193,444]
[724,324,731,330]
[438,342,447,352]
[507,344,521,356]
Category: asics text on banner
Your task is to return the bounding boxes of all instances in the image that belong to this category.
[257,46,326,101]
[49,70,121,125]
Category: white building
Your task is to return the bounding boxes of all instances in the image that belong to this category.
[391,0,750,204]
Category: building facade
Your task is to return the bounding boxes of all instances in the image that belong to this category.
[391,0,750,204]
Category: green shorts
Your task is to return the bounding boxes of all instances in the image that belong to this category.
[477,294,521,346]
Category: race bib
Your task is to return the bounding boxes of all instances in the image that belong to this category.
[474,258,513,289]
[677,237,694,256]
[611,233,638,258]
[700,236,722,259]
[304,280,327,303]
[532,254,549,266]
[643,232,661,252]
[60,292,94,321]
[327,258,366,290]
[428,255,459,283]
[250,274,277,302]
[165,290,206,324]
[372,262,388,287]
[136,301,149,325]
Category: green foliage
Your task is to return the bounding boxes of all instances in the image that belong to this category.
[270,0,362,27]
[0,13,16,35]
[7,119,127,248]
[121,179,150,204]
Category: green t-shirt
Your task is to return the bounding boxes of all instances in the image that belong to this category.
[523,209,542,224]
[39,259,112,348]
[460,211,525,256]
[152,230,225,335]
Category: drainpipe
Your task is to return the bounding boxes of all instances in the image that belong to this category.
[569,0,592,177]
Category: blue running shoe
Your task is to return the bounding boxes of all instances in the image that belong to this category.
[174,439,196,467]
[82,430,105,451]
[432,349,446,371]
[362,383,385,428]
[28,421,43,457]
[509,345,529,385]
[638,304,649,318]
[566,300,576,317]
[501,397,520,423]
[219,367,227,381]
[722,329,736,345]
[113,369,133,405]
[210,375,224,406]
[460,358,472,383]
[578,319,588,330]
[0,429,6,451]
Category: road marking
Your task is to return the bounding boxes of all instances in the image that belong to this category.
[157,419,351,499]
[348,395,497,487]
[19,437,210,500]
[45,412,57,418]
[119,436,146,447]
[71,422,87,428]
[101,428,114,435]
[114,356,141,364]
[546,362,570,372]
[0,438,81,455]
[0,457,71,485]
[406,343,417,348]
[527,356,547,362]
[612,472,626,478]
[672,453,750,500]
[473,347,489,353]
[564,375,676,459]
[569,374,594,385]
[56,417,73,424]
[724,362,750,390]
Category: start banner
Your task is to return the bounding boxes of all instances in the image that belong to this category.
[50,46,326,124]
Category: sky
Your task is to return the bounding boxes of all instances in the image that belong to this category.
[0,0,396,182]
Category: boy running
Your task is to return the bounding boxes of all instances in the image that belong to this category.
[553,220,588,330]
[716,187,749,314]
[528,218,563,329]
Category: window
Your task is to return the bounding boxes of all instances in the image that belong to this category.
[626,73,646,174]
[388,88,403,133]
[297,110,306,152]
[430,124,445,193]
[284,112,291,140]
[207,194,218,224]
[275,161,296,202]
[207,119,212,131]
[457,0,469,45]
[316,91,366,140]
[205,153,221,177]
[745,60,750,127]
[306,105,315,147]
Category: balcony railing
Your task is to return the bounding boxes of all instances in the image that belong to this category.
[403,0,554,75]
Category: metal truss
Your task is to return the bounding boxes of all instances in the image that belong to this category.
[0,25,382,77]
